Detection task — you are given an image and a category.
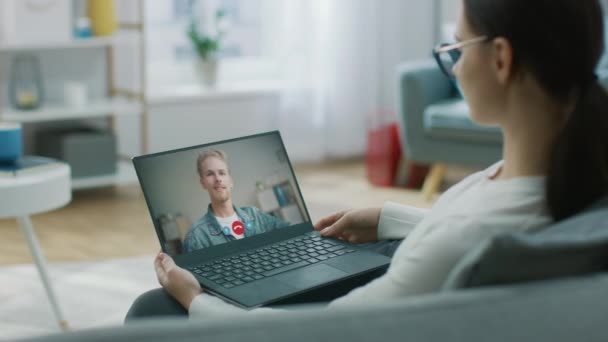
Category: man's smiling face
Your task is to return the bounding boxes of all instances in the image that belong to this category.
[200,156,233,203]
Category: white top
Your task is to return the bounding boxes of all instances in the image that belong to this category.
[189,161,552,319]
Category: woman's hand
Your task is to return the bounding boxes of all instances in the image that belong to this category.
[313,208,382,244]
[154,252,203,310]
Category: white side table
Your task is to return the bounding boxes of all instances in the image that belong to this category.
[0,162,71,331]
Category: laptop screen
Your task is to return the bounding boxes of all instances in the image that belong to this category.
[134,132,310,256]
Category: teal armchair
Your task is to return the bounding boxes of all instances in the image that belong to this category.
[395,60,502,198]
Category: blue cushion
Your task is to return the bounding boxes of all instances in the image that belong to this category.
[423,99,502,144]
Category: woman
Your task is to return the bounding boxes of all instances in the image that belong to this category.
[127,0,608,319]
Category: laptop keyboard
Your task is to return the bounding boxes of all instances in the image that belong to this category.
[187,232,355,289]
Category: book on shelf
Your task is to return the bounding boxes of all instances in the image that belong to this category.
[0,156,63,178]
[272,182,296,207]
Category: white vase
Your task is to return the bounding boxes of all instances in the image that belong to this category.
[195,59,219,87]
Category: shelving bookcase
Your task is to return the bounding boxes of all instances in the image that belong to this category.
[0,0,148,190]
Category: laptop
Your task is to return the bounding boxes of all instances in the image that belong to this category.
[133,131,390,308]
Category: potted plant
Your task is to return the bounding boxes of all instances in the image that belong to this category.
[187,9,229,87]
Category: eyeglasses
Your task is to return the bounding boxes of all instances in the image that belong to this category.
[433,36,489,80]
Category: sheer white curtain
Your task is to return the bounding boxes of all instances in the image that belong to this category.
[275,0,381,162]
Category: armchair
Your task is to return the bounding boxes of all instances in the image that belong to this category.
[395,60,502,199]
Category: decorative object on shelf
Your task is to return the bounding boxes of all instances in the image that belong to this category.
[74,17,93,38]
[87,0,117,36]
[157,212,191,256]
[0,0,72,45]
[257,187,280,212]
[35,127,117,179]
[194,59,219,87]
[273,182,295,207]
[187,8,231,87]
[256,179,304,223]
[63,81,88,108]
[256,180,265,191]
[0,122,22,164]
[9,54,44,110]
[158,213,182,255]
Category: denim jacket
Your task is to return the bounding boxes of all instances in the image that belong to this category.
[182,204,290,253]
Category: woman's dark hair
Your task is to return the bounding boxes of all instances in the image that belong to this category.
[464,0,608,221]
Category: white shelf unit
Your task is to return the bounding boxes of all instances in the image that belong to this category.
[0,0,147,190]
[1,97,141,123]
[147,80,283,105]
[71,159,136,190]
[0,36,115,52]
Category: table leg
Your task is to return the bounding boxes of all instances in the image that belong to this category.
[17,216,69,331]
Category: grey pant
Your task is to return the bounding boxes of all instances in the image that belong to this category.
[125,239,403,322]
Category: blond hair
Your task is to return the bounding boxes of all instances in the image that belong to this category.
[196,149,229,178]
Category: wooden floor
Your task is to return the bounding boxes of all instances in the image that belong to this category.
[0,159,475,265]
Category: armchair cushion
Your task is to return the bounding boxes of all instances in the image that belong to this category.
[423,99,502,144]
[443,198,608,290]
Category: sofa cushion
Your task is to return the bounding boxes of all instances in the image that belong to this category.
[423,99,502,144]
[22,274,608,342]
[443,198,608,290]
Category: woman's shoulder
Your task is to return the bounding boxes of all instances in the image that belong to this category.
[458,160,504,185]
[415,209,551,248]
[437,161,503,197]
[436,160,545,207]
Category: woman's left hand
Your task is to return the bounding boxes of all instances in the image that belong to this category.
[154,252,203,310]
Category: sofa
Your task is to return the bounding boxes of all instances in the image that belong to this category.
[19,198,608,342]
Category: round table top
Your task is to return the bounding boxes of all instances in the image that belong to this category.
[0,163,71,218]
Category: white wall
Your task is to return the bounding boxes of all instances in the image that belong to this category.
[377,0,437,114]
[143,92,280,153]
[439,0,460,41]
[135,132,306,224]
[441,0,460,25]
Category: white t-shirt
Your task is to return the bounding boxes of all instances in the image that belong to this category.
[189,161,552,318]
[215,213,246,240]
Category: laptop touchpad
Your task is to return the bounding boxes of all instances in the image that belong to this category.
[275,264,348,289]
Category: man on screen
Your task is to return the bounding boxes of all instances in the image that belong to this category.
[182,149,290,253]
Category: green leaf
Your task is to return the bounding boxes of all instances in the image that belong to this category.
[186,8,229,60]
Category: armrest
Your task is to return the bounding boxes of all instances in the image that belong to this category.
[395,60,455,160]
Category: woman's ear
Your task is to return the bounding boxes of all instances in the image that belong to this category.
[491,37,514,84]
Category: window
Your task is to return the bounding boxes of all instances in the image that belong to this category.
[145,0,279,85]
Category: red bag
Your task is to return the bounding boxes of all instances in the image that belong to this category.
[366,111,429,188]
[366,121,402,187]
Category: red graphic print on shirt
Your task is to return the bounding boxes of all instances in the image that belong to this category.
[232,220,245,236]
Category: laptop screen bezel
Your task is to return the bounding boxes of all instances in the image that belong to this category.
[132,131,314,267]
